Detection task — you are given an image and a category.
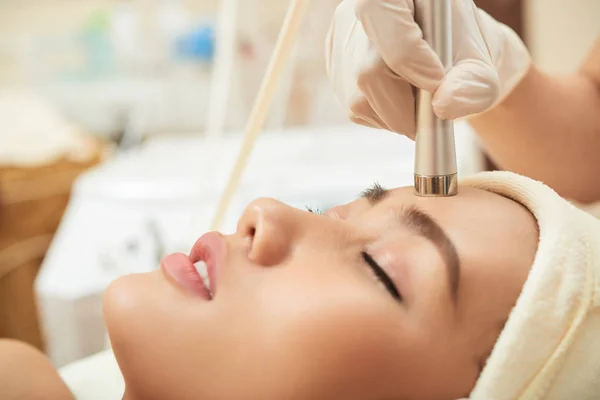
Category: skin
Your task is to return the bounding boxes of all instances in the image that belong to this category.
[469,37,600,203]
[101,185,538,400]
[0,339,74,400]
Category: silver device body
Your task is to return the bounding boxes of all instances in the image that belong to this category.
[414,0,458,197]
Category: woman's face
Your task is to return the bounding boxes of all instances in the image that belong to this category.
[104,185,538,400]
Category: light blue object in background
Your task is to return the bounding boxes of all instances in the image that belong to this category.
[174,24,215,63]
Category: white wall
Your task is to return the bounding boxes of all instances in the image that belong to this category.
[525,0,600,74]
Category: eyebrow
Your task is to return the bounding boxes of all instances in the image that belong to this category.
[360,184,461,303]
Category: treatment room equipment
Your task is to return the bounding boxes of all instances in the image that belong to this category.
[413,0,458,197]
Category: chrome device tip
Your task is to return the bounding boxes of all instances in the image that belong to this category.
[414,174,458,197]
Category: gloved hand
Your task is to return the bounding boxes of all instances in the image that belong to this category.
[325,0,531,138]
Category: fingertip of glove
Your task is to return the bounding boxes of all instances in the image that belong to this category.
[432,95,494,120]
[432,64,499,118]
[432,90,494,120]
[432,102,468,121]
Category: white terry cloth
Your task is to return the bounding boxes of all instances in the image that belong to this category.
[59,350,124,400]
[461,171,600,400]
[0,89,97,167]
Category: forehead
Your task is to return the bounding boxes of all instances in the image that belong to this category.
[333,186,505,223]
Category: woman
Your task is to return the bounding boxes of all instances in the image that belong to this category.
[3,169,600,399]
[102,180,536,399]
[2,177,536,399]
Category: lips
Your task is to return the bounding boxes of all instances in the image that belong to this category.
[161,232,225,299]
[161,253,211,299]
[190,232,224,297]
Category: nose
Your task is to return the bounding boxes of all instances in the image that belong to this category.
[236,198,299,266]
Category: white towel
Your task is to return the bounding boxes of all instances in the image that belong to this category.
[59,350,124,399]
[0,89,96,167]
[460,171,600,400]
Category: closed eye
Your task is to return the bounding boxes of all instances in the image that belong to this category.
[362,252,402,302]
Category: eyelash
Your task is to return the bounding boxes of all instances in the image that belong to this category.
[361,252,402,302]
[306,206,323,215]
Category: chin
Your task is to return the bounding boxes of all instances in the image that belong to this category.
[103,272,163,345]
[103,274,141,346]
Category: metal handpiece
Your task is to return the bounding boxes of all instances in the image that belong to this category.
[414,0,458,197]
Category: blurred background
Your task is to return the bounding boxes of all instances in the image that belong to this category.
[0,0,598,370]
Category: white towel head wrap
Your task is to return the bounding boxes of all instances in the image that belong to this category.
[460,171,600,400]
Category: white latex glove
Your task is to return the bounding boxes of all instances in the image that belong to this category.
[325,0,531,138]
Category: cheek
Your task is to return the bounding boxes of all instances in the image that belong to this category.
[235,271,419,399]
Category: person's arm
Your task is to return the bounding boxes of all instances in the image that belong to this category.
[0,339,74,400]
[469,38,600,204]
